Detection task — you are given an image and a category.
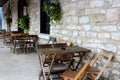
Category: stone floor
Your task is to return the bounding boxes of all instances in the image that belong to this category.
[0,40,40,80]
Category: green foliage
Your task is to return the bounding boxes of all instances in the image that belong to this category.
[43,0,61,23]
[6,17,12,27]
[17,15,30,31]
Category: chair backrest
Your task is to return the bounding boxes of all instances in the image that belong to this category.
[87,49,114,80]
[47,37,56,44]
[54,52,74,66]
[53,43,67,48]
[37,44,52,49]
[56,39,72,47]
[74,54,95,80]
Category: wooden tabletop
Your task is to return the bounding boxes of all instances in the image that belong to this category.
[38,46,91,54]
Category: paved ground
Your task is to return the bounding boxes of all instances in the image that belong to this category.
[0,40,40,80]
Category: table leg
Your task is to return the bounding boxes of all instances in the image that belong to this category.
[46,54,56,80]
[74,52,86,71]
[38,52,46,80]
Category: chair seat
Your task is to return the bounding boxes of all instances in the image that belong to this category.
[61,70,78,79]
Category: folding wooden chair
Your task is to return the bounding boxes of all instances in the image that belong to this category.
[37,43,70,80]
[60,54,95,80]
[85,49,114,80]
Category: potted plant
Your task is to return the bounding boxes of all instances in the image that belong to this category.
[43,0,61,23]
[17,15,30,33]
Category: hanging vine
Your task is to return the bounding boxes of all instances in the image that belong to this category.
[43,0,61,23]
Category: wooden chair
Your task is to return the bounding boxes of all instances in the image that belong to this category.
[26,35,38,53]
[60,54,95,80]
[56,39,72,47]
[37,43,67,65]
[0,29,6,38]
[12,35,26,54]
[3,31,12,45]
[50,52,74,73]
[37,43,71,80]
[85,49,114,80]
[47,36,56,44]
[0,29,6,39]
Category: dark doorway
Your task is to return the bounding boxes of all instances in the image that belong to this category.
[40,0,50,34]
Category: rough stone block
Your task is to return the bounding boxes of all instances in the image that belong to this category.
[82,43,98,48]
[73,31,79,37]
[112,70,120,75]
[112,62,120,69]
[112,0,120,7]
[92,8,100,14]
[90,0,104,8]
[106,9,119,21]
[82,25,91,31]
[85,9,91,15]
[77,1,87,9]
[86,32,97,38]
[92,14,105,22]
[101,25,117,31]
[79,31,85,37]
[111,33,120,40]
[79,16,89,24]
[76,39,82,45]
[98,44,117,52]
[71,16,79,24]
[92,26,101,31]
[98,33,110,39]
[61,30,68,34]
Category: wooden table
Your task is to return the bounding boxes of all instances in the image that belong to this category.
[37,46,91,80]
[11,34,38,54]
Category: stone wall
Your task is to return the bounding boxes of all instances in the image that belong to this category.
[27,0,40,35]
[2,0,120,79]
[2,0,18,31]
[50,0,120,79]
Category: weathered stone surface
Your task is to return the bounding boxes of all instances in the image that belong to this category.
[112,62,120,69]
[85,9,91,15]
[113,54,120,62]
[79,16,89,24]
[98,33,110,39]
[92,14,105,22]
[112,0,120,7]
[111,33,120,40]
[92,26,101,31]
[70,16,79,25]
[90,0,104,8]
[98,44,117,52]
[79,31,85,37]
[106,9,119,21]
[72,31,79,37]
[86,32,97,38]
[82,25,91,31]
[112,70,120,75]
[91,8,100,14]
[101,25,117,31]
[77,1,88,9]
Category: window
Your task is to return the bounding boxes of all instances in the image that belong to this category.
[40,0,50,34]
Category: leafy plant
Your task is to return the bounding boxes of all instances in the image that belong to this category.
[17,15,30,33]
[43,0,61,23]
[6,17,12,27]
